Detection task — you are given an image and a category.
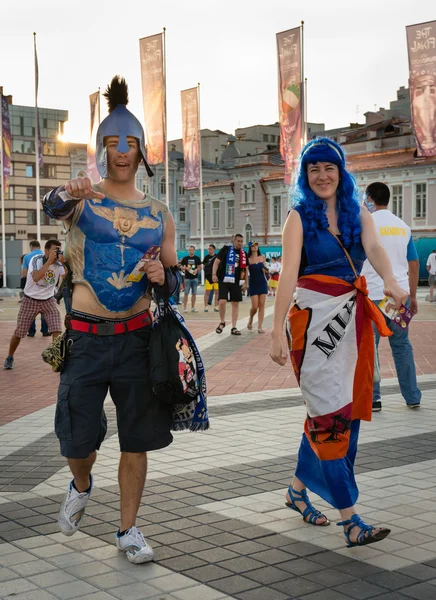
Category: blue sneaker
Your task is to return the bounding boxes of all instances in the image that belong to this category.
[4,356,14,370]
[58,475,93,536]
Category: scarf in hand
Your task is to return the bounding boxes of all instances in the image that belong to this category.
[223,246,247,285]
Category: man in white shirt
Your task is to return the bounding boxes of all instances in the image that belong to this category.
[4,239,65,370]
[361,182,421,412]
[426,250,436,302]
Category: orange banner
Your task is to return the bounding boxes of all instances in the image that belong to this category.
[276,27,302,184]
[87,91,100,182]
[139,34,165,165]
[406,21,436,157]
[181,87,200,189]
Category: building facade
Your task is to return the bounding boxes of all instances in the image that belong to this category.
[0,92,69,243]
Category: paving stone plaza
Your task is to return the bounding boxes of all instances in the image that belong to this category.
[0,291,436,600]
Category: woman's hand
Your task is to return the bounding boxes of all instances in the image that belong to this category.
[269,332,288,366]
[383,279,408,309]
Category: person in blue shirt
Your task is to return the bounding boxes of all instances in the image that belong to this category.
[362,182,421,412]
[22,241,49,337]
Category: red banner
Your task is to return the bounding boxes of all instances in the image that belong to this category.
[181,87,200,189]
[1,95,12,197]
[276,27,302,184]
[406,21,436,157]
[87,91,100,182]
[139,34,165,165]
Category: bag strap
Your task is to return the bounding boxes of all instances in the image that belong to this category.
[327,228,358,280]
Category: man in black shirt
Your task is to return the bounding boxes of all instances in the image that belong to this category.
[212,234,248,335]
[180,245,202,313]
[202,244,219,312]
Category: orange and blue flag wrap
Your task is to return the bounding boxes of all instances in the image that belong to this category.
[287,274,391,461]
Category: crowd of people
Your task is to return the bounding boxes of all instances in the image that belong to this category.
[1,78,432,562]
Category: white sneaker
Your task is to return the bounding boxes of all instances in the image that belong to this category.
[191,308,198,313]
[58,475,93,536]
[183,308,188,313]
[115,526,154,564]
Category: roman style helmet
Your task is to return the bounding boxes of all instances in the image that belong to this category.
[95,76,154,178]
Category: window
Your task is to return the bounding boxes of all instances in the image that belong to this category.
[25,165,34,177]
[178,183,185,196]
[40,210,57,226]
[8,186,14,200]
[179,234,187,250]
[245,223,253,244]
[160,177,166,195]
[415,183,427,218]
[391,185,403,219]
[26,187,36,202]
[263,134,268,142]
[251,183,256,203]
[42,164,56,178]
[212,201,220,229]
[0,210,14,224]
[227,199,235,230]
[243,184,248,203]
[272,196,282,227]
[179,207,186,223]
[42,142,56,156]
[13,139,35,154]
[27,210,36,225]
[270,134,276,142]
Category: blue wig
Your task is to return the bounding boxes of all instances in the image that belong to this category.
[290,137,361,247]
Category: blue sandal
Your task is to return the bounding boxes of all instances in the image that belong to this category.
[285,486,330,526]
[337,514,390,548]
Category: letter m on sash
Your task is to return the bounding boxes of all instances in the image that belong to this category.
[311,323,344,358]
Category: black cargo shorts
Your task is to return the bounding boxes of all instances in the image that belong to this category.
[55,325,173,458]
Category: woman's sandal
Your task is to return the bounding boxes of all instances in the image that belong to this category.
[216,322,225,334]
[247,321,253,331]
[337,514,391,548]
[258,328,266,334]
[231,327,242,335]
[285,486,330,526]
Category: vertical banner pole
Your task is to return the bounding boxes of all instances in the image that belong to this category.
[33,32,41,241]
[300,21,306,146]
[197,83,204,281]
[304,77,308,143]
[163,27,169,207]
[0,94,6,287]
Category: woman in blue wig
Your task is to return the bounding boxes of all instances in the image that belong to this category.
[270,138,407,547]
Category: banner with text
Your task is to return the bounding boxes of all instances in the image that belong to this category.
[181,87,200,189]
[139,33,165,165]
[276,27,302,184]
[1,95,12,196]
[87,91,100,182]
[406,21,436,157]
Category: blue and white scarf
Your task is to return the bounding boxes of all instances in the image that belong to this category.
[153,298,210,432]
[223,246,247,285]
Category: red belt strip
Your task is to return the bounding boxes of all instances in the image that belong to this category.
[68,311,152,335]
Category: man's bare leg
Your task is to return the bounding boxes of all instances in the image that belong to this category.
[430,285,435,302]
[51,331,61,341]
[119,452,148,531]
[7,334,21,358]
[67,451,96,492]
[231,301,239,329]
[219,299,226,324]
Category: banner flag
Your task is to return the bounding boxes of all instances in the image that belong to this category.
[181,88,200,189]
[34,36,43,168]
[139,33,165,165]
[87,91,100,182]
[1,95,12,196]
[276,27,302,184]
[406,21,436,157]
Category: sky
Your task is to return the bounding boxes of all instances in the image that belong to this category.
[0,0,433,144]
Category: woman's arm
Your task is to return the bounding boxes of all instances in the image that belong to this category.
[360,207,408,307]
[270,210,303,365]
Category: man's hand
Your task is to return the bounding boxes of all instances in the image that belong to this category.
[47,249,58,265]
[140,260,165,286]
[410,296,418,315]
[65,176,104,200]
[212,274,218,283]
